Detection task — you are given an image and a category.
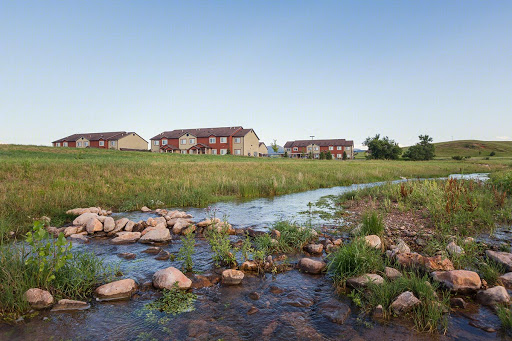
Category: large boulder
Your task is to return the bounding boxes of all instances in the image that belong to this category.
[298,258,326,274]
[486,250,512,271]
[222,269,244,285]
[365,235,382,249]
[86,218,103,234]
[346,274,384,289]
[172,219,193,234]
[318,298,351,324]
[396,253,454,271]
[51,299,90,312]
[111,232,141,244]
[499,272,512,289]
[390,291,421,315]
[303,244,324,255]
[139,228,171,243]
[477,286,510,306]
[113,218,129,232]
[384,267,402,280]
[64,226,83,237]
[24,288,54,309]
[103,217,115,233]
[124,221,135,232]
[95,279,137,300]
[153,267,192,290]
[73,213,98,226]
[431,270,481,293]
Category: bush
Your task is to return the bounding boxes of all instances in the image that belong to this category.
[359,211,385,236]
[205,229,237,267]
[403,135,435,161]
[327,238,384,284]
[490,171,512,195]
[363,134,402,160]
[253,221,316,254]
[144,283,196,315]
[342,151,348,160]
[326,151,333,160]
[452,155,464,160]
[177,233,195,272]
[490,151,496,156]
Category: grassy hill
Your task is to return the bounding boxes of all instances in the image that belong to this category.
[432,140,512,157]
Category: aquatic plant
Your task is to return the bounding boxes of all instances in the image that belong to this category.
[497,305,512,334]
[144,283,197,315]
[205,229,238,267]
[177,232,195,272]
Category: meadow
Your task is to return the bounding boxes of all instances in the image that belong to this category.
[1,144,511,237]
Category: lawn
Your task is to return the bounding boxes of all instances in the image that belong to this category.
[0,144,510,237]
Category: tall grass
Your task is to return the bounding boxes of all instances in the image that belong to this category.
[497,305,512,335]
[253,221,316,254]
[0,144,504,236]
[359,211,385,236]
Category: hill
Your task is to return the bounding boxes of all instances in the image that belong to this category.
[432,140,512,157]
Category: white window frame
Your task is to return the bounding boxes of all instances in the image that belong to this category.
[234,137,241,143]
[329,146,333,151]
[63,142,68,147]
[209,137,216,144]
[337,146,342,150]
[153,140,159,146]
[77,142,82,147]
[212,149,217,155]
[234,149,241,155]
[220,149,227,155]
[293,147,298,151]
[84,141,89,147]
[189,138,195,145]
[337,154,342,158]
[307,147,312,151]
[220,137,227,143]
[99,141,104,146]
[56,142,60,147]
[314,146,319,151]
[162,139,168,145]
[180,139,187,145]
[346,147,351,151]
[110,141,116,147]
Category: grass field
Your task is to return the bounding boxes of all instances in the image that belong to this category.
[431,140,512,158]
[1,144,511,237]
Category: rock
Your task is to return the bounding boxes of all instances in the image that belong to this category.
[103,217,115,233]
[46,226,65,236]
[246,306,259,315]
[303,243,324,255]
[477,286,510,306]
[139,228,171,243]
[68,233,88,243]
[141,206,152,212]
[464,237,475,244]
[298,258,326,274]
[95,279,138,300]
[395,239,410,254]
[318,298,351,324]
[450,297,467,308]
[247,228,266,238]
[269,285,284,294]
[390,291,421,315]
[172,218,193,234]
[222,269,244,285]
[431,270,481,293]
[346,274,384,288]
[64,226,83,237]
[365,235,382,249]
[190,274,213,289]
[153,267,192,290]
[326,244,340,253]
[374,304,384,318]
[182,224,196,235]
[72,213,98,226]
[155,250,171,261]
[142,246,161,254]
[486,250,512,271]
[249,292,261,300]
[423,255,455,271]
[114,218,129,232]
[499,272,512,288]
[24,288,54,309]
[271,230,281,239]
[51,299,89,311]
[384,267,402,280]
[241,260,259,272]
[124,220,135,232]
[85,218,103,234]
[111,232,141,244]
[446,242,464,256]
[283,291,314,307]
[118,252,136,260]
[332,238,343,246]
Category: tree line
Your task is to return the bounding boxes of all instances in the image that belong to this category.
[363,134,435,161]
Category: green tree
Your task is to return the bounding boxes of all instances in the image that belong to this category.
[363,134,402,160]
[271,139,279,153]
[284,151,288,158]
[342,151,348,160]
[403,135,435,161]
[319,151,326,160]
[326,151,333,160]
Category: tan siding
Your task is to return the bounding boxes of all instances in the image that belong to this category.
[242,131,260,157]
[117,133,148,151]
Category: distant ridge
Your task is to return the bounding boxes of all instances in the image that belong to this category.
[428,140,512,157]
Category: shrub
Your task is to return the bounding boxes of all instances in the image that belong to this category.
[490,151,496,156]
[452,155,464,160]
[327,238,384,284]
[177,233,195,272]
[326,151,333,160]
[205,229,237,267]
[490,171,512,195]
[342,151,348,160]
[363,134,402,160]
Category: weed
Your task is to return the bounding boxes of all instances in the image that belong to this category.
[144,283,197,315]
[177,233,195,272]
[205,229,238,267]
[359,211,385,236]
[497,305,512,334]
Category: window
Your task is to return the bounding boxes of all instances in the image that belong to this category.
[209,137,216,144]
[77,142,81,147]
[329,146,333,151]
[234,137,241,143]
[234,149,241,155]
[181,150,187,154]
[162,139,168,145]
[220,149,227,155]
[286,148,291,152]
[346,147,351,151]
[293,147,298,151]
[153,140,159,146]
[220,137,227,143]
[189,138,195,144]
[63,142,68,147]
[99,141,104,146]
[180,139,187,145]
[110,141,116,147]
[307,147,312,151]
[212,149,217,155]
[314,146,319,151]
[337,154,342,158]
[56,142,60,147]
[337,146,342,150]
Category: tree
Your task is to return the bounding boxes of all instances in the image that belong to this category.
[363,134,402,160]
[284,151,288,158]
[342,151,348,160]
[319,151,326,160]
[271,139,279,153]
[403,135,435,161]
[326,151,333,160]
[226,148,231,155]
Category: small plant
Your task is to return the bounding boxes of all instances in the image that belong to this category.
[25,221,72,287]
[452,155,464,160]
[145,283,197,315]
[342,151,348,160]
[205,229,238,267]
[177,232,195,272]
[490,151,496,157]
[360,211,385,236]
[497,305,512,334]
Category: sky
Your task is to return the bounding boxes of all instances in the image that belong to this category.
[1,1,511,148]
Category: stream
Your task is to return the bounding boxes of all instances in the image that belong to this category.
[1,173,508,341]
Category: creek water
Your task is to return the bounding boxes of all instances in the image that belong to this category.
[1,173,506,341]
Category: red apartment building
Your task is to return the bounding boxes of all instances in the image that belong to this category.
[52,131,148,151]
[284,139,354,159]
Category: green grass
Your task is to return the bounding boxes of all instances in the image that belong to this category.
[1,144,508,237]
[359,211,385,236]
[431,140,512,158]
[497,305,512,335]
[144,283,197,315]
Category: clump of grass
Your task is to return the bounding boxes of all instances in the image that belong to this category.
[252,221,316,255]
[144,283,196,315]
[327,238,384,284]
[360,211,385,236]
[205,229,238,267]
[177,233,195,272]
[497,305,512,334]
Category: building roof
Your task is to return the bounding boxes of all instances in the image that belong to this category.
[284,139,354,148]
[151,126,243,140]
[233,128,260,140]
[52,131,140,143]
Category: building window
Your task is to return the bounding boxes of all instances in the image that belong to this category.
[234,149,241,155]
[314,146,319,151]
[209,137,216,144]
[84,141,89,147]
[180,139,187,145]
[337,154,342,158]
[99,141,104,146]
[212,149,217,155]
[220,137,227,143]
[337,146,342,150]
[234,137,241,143]
[346,147,351,151]
[329,146,333,151]
[307,147,312,151]
[189,138,195,144]
[56,142,60,147]
[110,141,116,147]
[181,150,187,154]
[293,147,298,151]
[153,140,159,146]
[77,142,81,147]
[220,149,227,155]
[63,142,68,147]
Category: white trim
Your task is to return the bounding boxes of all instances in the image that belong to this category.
[99,141,104,146]
[220,137,227,143]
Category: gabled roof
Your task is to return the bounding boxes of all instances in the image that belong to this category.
[284,139,354,148]
[259,142,266,147]
[52,131,139,143]
[151,126,243,140]
[189,143,211,150]
[233,128,260,140]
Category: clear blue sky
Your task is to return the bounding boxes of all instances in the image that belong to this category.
[1,1,511,148]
